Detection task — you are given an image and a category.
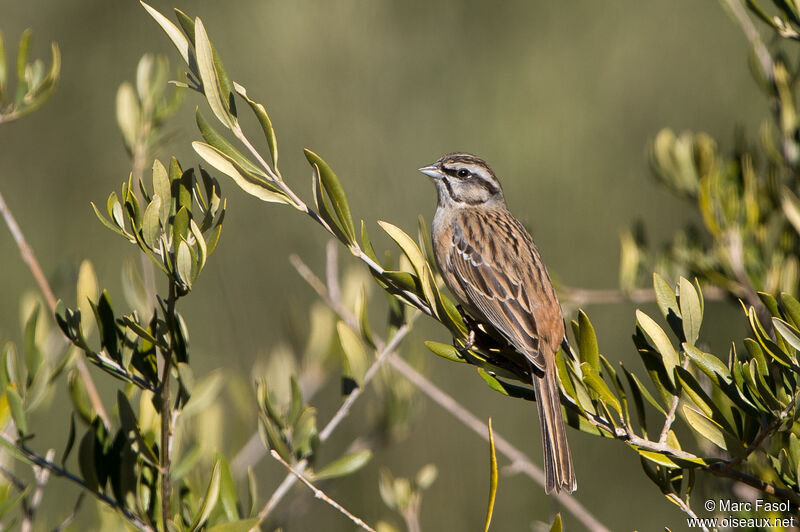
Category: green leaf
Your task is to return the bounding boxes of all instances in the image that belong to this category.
[188,459,222,532]
[678,277,702,345]
[681,404,727,451]
[424,341,465,363]
[77,260,99,336]
[116,82,139,150]
[0,482,29,521]
[292,406,318,459]
[206,519,261,532]
[190,218,207,270]
[682,344,731,385]
[177,239,193,289]
[634,449,681,469]
[117,391,158,465]
[311,162,346,241]
[92,201,129,239]
[484,418,498,532]
[217,454,240,521]
[258,413,290,463]
[247,467,257,517]
[304,149,356,243]
[141,2,191,65]
[195,108,264,178]
[360,220,379,263]
[773,318,800,354]
[355,287,376,349]
[15,29,31,98]
[576,310,599,372]
[636,310,679,386]
[378,220,439,312]
[781,292,800,329]
[6,387,25,435]
[23,303,42,378]
[0,32,6,97]
[548,514,563,532]
[580,362,622,416]
[78,426,99,492]
[194,18,233,129]
[653,273,679,320]
[61,414,76,467]
[337,321,367,387]
[152,160,171,225]
[622,364,666,415]
[313,450,372,481]
[234,82,278,168]
[93,290,121,363]
[477,368,515,397]
[142,195,162,249]
[193,142,289,204]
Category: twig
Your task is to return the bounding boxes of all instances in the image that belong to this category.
[719,0,775,82]
[290,253,611,532]
[0,434,153,531]
[21,449,55,532]
[257,321,413,521]
[0,190,111,428]
[707,463,800,505]
[269,450,377,532]
[52,493,85,532]
[667,494,707,532]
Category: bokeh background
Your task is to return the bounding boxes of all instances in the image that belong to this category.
[0,1,767,530]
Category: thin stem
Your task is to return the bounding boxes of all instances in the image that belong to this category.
[159,280,177,530]
[20,449,55,532]
[707,463,800,505]
[719,0,775,82]
[0,434,153,531]
[0,189,111,428]
[667,494,706,532]
[269,450,377,532]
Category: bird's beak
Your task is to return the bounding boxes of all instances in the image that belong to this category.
[418,165,443,179]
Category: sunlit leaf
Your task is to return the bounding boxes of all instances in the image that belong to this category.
[140,2,191,65]
[313,450,372,481]
[484,418,498,532]
[193,142,289,204]
[682,404,727,451]
[188,459,222,532]
[636,310,679,386]
[678,277,702,345]
[424,341,464,363]
[194,18,233,129]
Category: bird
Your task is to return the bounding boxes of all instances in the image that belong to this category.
[419,152,576,494]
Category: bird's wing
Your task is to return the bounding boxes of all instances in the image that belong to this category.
[448,210,547,370]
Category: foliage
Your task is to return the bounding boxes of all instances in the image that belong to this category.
[0,28,59,124]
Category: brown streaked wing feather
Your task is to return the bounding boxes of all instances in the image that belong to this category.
[448,209,546,370]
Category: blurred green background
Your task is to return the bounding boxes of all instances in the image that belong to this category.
[0,0,766,530]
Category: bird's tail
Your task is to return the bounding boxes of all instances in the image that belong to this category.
[532,358,576,494]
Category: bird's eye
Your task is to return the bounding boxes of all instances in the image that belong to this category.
[457,169,469,178]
